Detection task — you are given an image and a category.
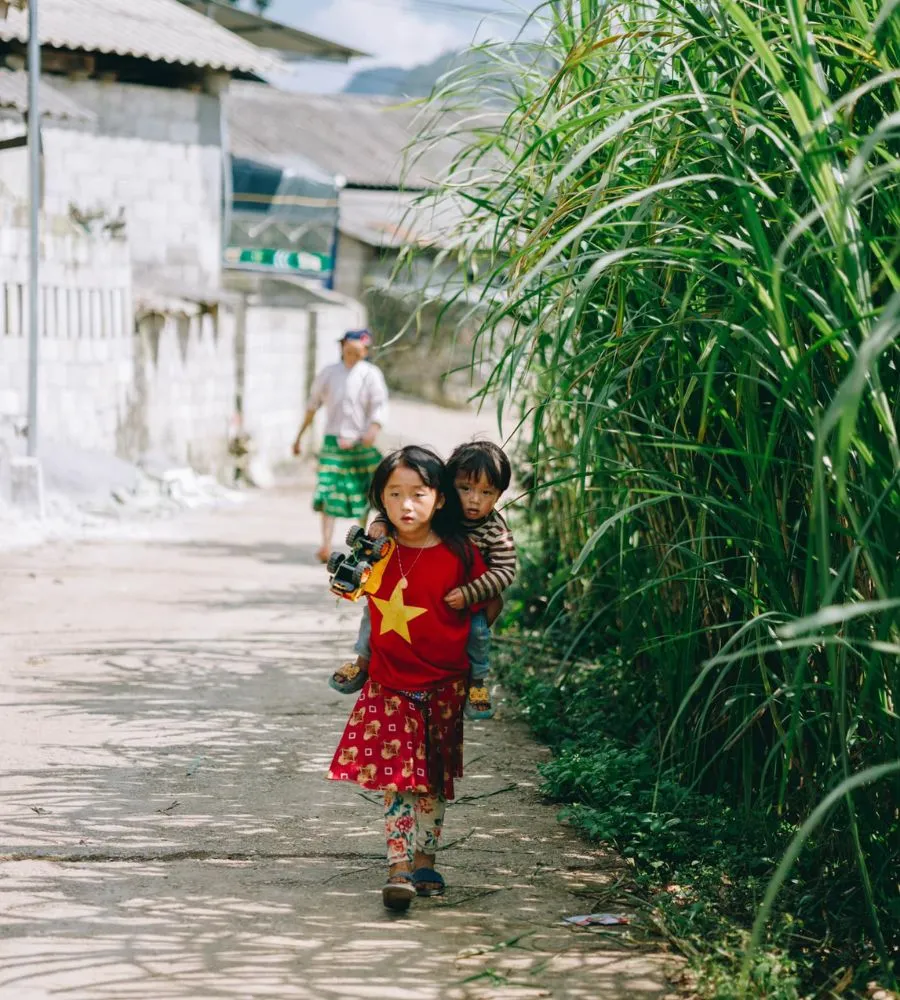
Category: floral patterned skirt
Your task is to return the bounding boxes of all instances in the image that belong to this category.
[326,677,467,799]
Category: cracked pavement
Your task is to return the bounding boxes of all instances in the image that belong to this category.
[0,427,680,998]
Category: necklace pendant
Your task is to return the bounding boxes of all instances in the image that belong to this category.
[399,576,408,590]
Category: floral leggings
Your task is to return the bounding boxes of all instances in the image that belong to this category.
[384,791,447,865]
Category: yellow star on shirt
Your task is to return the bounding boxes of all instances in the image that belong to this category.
[372,581,427,644]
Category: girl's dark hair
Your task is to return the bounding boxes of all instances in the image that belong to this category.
[447,440,511,493]
[369,446,474,572]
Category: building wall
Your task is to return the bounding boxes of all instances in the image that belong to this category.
[241,298,367,462]
[124,307,236,473]
[333,233,376,301]
[241,305,309,462]
[0,235,236,473]
[0,216,134,455]
[41,78,224,289]
[0,213,367,478]
[0,217,231,474]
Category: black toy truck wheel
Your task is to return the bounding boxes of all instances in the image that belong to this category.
[326,552,344,575]
[350,562,371,588]
[346,525,364,547]
[372,537,392,560]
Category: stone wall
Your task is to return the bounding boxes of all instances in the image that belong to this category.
[0,69,389,482]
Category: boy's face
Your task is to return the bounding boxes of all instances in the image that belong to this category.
[455,472,500,522]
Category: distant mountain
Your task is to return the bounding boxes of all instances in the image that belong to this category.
[343,66,411,96]
[343,48,545,104]
[344,51,473,98]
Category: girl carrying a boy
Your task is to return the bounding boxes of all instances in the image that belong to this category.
[326,445,486,910]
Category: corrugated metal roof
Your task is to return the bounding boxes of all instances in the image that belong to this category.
[0,0,280,76]
[227,83,470,190]
[338,188,464,250]
[0,67,95,121]
[134,275,242,315]
[175,0,367,63]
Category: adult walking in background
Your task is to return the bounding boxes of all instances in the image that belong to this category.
[293,329,389,563]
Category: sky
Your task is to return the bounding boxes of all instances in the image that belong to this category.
[265,0,525,92]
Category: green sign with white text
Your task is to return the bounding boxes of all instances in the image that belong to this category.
[224,246,332,275]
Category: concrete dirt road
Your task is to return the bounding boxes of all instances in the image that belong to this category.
[0,483,680,999]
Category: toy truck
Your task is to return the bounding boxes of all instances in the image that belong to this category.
[327,525,394,601]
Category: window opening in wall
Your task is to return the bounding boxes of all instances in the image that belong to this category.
[114,288,125,337]
[42,286,52,338]
[68,288,79,340]
[103,288,112,339]
[15,283,24,338]
[79,288,91,339]
[92,289,102,339]
[55,287,67,340]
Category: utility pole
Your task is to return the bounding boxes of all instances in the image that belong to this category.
[26,0,40,457]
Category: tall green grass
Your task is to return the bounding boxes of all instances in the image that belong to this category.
[413,0,900,987]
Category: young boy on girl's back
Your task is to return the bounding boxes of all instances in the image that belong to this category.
[329,440,516,719]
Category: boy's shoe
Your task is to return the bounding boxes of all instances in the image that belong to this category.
[329,660,368,694]
[464,683,494,720]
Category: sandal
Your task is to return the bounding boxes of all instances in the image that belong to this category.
[329,660,368,694]
[464,684,494,720]
[382,871,416,911]
[411,867,446,897]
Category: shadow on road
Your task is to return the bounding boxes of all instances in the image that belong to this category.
[0,491,677,999]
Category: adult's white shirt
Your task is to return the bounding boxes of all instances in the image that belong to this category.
[307,360,389,441]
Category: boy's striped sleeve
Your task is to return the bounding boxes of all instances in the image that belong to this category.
[459,513,517,606]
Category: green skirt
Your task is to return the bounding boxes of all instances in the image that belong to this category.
[313,435,382,519]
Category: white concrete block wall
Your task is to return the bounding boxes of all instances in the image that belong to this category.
[242,306,309,461]
[241,300,368,463]
[0,220,354,476]
[139,309,236,473]
[0,220,235,472]
[42,78,224,288]
[312,300,367,368]
[333,234,377,301]
[0,222,133,454]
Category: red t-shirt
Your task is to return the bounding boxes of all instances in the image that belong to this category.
[367,539,487,692]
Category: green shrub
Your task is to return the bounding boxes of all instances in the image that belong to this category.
[415,0,900,988]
